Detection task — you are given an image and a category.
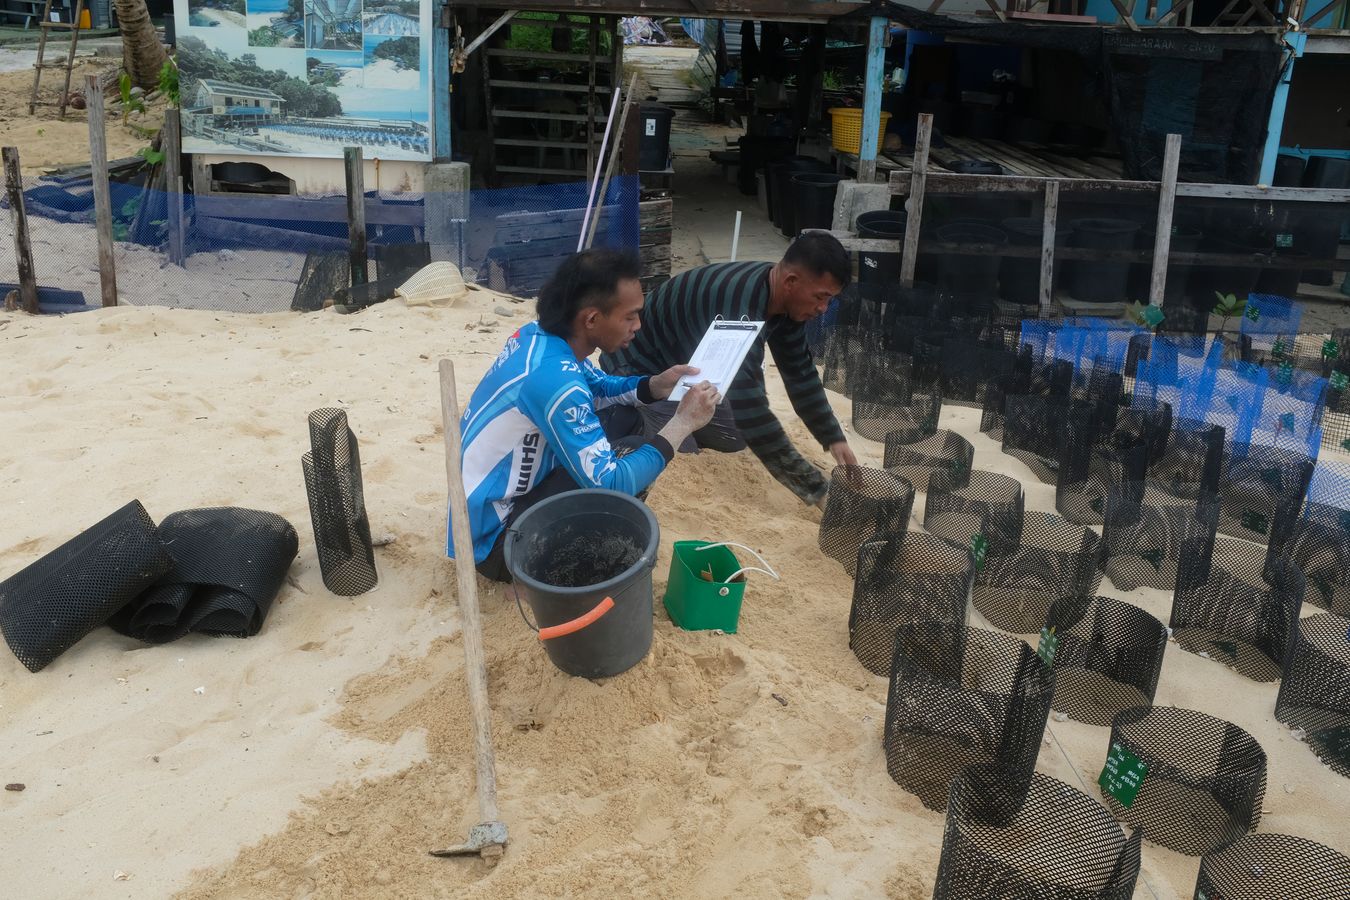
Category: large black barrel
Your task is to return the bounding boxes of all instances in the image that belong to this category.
[1301,156,1350,285]
[637,104,675,171]
[770,157,830,236]
[935,222,1007,296]
[791,172,844,233]
[1065,218,1141,303]
[856,210,906,285]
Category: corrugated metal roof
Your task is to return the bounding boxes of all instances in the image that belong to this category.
[198,79,285,101]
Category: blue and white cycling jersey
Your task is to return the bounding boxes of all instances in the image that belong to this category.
[449,321,667,563]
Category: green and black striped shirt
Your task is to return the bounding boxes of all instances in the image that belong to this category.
[602,261,844,503]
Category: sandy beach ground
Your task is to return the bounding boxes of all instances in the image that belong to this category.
[196,8,247,28]
[361,59,417,92]
[1,296,1348,899]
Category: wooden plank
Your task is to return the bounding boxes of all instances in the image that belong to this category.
[900,113,933,286]
[1175,183,1350,203]
[495,164,589,176]
[888,171,1159,195]
[1105,0,1143,30]
[195,215,347,253]
[486,48,615,63]
[585,15,598,180]
[162,107,185,266]
[86,74,117,308]
[2,147,39,315]
[491,109,609,123]
[494,138,595,149]
[489,79,614,94]
[1148,133,1182,307]
[1039,180,1059,316]
[344,147,367,287]
[857,15,887,184]
[193,195,425,228]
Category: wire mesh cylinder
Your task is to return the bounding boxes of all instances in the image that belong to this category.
[1001,394,1071,484]
[1270,501,1350,616]
[1275,612,1350,779]
[973,511,1104,635]
[302,408,378,596]
[1150,418,1226,500]
[1056,428,1151,527]
[925,470,1025,558]
[818,466,915,575]
[1101,705,1266,856]
[854,390,942,444]
[1043,595,1168,727]
[938,338,1019,408]
[1194,832,1350,900]
[1101,484,1220,592]
[933,768,1142,900]
[1172,537,1305,682]
[848,532,974,676]
[882,430,974,492]
[1218,442,1315,544]
[884,625,1054,811]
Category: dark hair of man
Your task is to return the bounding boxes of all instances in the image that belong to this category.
[782,231,852,290]
[536,248,643,338]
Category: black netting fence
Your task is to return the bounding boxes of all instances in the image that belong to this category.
[818,466,916,576]
[0,501,172,673]
[1194,832,1350,899]
[933,767,1142,900]
[925,470,1025,558]
[302,408,378,596]
[973,511,1103,635]
[828,349,913,403]
[855,390,943,445]
[883,430,974,493]
[1150,418,1227,501]
[1043,594,1168,728]
[937,338,1022,409]
[1270,461,1350,616]
[1218,442,1316,545]
[999,394,1070,484]
[1056,421,1150,527]
[1172,537,1306,682]
[848,532,975,677]
[1101,705,1266,857]
[1275,612,1350,780]
[883,625,1054,811]
[1101,484,1220,592]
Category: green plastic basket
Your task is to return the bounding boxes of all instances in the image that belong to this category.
[663,540,777,633]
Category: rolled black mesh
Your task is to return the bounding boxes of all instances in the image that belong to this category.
[1269,500,1350,616]
[1172,537,1305,682]
[973,511,1103,635]
[883,624,1054,811]
[1101,484,1220,592]
[108,508,299,643]
[1275,612,1350,779]
[854,391,942,445]
[848,532,974,677]
[1150,418,1226,500]
[1101,705,1266,857]
[1000,394,1070,484]
[1115,399,1173,466]
[1194,832,1350,899]
[937,338,1019,408]
[883,430,974,492]
[0,501,172,672]
[925,469,1025,557]
[1218,442,1315,544]
[818,466,915,575]
[302,408,378,596]
[1043,595,1168,727]
[933,768,1142,900]
[1056,425,1150,527]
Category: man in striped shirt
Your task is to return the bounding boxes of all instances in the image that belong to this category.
[602,232,855,506]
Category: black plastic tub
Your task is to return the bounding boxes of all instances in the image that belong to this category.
[935,222,1006,296]
[637,104,675,171]
[1065,218,1141,303]
[791,172,844,233]
[770,156,830,237]
[857,210,907,285]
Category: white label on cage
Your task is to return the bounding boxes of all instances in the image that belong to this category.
[645,120,656,136]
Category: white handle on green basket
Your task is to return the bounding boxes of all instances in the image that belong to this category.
[695,542,780,583]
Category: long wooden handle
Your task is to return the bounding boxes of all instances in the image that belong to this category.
[439,359,501,824]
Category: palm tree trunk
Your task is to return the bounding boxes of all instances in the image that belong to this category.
[114,0,168,91]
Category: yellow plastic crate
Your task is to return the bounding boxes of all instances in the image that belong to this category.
[829,107,892,155]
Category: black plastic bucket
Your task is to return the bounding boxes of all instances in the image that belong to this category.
[1256,248,1309,296]
[935,222,1006,296]
[637,104,675,171]
[1130,225,1201,304]
[1195,231,1271,300]
[504,489,660,678]
[791,172,844,232]
[1000,217,1044,305]
[771,157,830,236]
[856,210,907,285]
[1065,218,1141,303]
[1301,156,1350,285]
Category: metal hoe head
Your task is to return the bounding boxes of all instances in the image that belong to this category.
[429,821,509,861]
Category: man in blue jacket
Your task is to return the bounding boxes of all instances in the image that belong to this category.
[451,249,720,582]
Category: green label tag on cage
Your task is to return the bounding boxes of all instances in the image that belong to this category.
[1276,232,1294,249]
[1140,548,1165,571]
[1037,626,1059,667]
[1271,338,1288,359]
[1324,339,1340,359]
[1142,305,1165,328]
[1342,438,1350,453]
[1241,509,1270,534]
[1332,372,1349,391]
[1246,306,1261,323]
[1279,412,1296,432]
[1277,361,1294,385]
[1316,725,1350,768]
[1099,741,1148,808]
[1090,495,1105,515]
[971,534,988,572]
[1212,639,1240,658]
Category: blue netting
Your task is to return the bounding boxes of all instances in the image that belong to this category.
[1240,293,1302,342]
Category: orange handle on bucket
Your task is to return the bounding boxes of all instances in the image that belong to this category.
[537,596,615,641]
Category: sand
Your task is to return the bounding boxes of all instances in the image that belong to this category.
[360,59,418,92]
[1,297,1348,899]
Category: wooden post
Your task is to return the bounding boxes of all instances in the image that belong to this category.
[162,107,185,266]
[2,147,39,315]
[900,113,933,286]
[1038,180,1059,316]
[857,15,888,184]
[344,146,367,287]
[433,1,452,161]
[585,18,597,179]
[86,74,117,308]
[1148,133,1182,307]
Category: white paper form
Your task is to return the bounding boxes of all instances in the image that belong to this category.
[669,319,765,400]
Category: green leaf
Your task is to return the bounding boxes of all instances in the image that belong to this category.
[137,146,165,165]
[1037,626,1059,667]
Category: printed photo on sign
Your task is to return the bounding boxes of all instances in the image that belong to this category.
[364,33,419,90]
[247,0,303,47]
[189,0,246,28]
[363,0,419,36]
[307,49,362,87]
[306,0,363,51]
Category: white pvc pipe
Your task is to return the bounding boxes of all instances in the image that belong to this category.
[729,210,742,262]
[577,86,624,253]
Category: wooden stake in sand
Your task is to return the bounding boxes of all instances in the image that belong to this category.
[431,359,508,861]
[344,146,367,287]
[2,146,39,315]
[86,74,117,308]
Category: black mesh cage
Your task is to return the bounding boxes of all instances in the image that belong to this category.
[818,466,916,575]
[1101,705,1266,857]
[883,625,1054,811]
[933,768,1142,900]
[1151,418,1226,500]
[980,363,1070,444]
[973,511,1104,635]
[1172,537,1306,682]
[848,532,975,677]
[1056,416,1151,528]
[854,390,942,445]
[107,508,299,643]
[302,408,378,596]
[1043,595,1168,728]
[1000,394,1070,484]
[1218,443,1315,544]
[937,338,1019,408]
[1194,832,1350,900]
[1269,501,1350,616]
[882,430,975,493]
[1101,484,1220,592]
[0,501,173,672]
[829,348,913,402]
[1274,612,1350,779]
[1116,399,1174,467]
[925,469,1025,557]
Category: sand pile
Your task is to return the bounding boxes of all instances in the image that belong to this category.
[1,299,1347,899]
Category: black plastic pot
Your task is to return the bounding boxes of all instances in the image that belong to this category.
[770,156,830,237]
[1255,249,1309,297]
[791,172,844,233]
[856,210,906,286]
[1130,226,1202,304]
[637,104,675,171]
[737,135,795,198]
[935,222,1006,296]
[1300,156,1350,285]
[1195,232,1272,300]
[937,160,1016,226]
[1065,218,1141,303]
[999,217,1076,306]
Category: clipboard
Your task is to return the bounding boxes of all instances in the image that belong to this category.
[669,319,765,401]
